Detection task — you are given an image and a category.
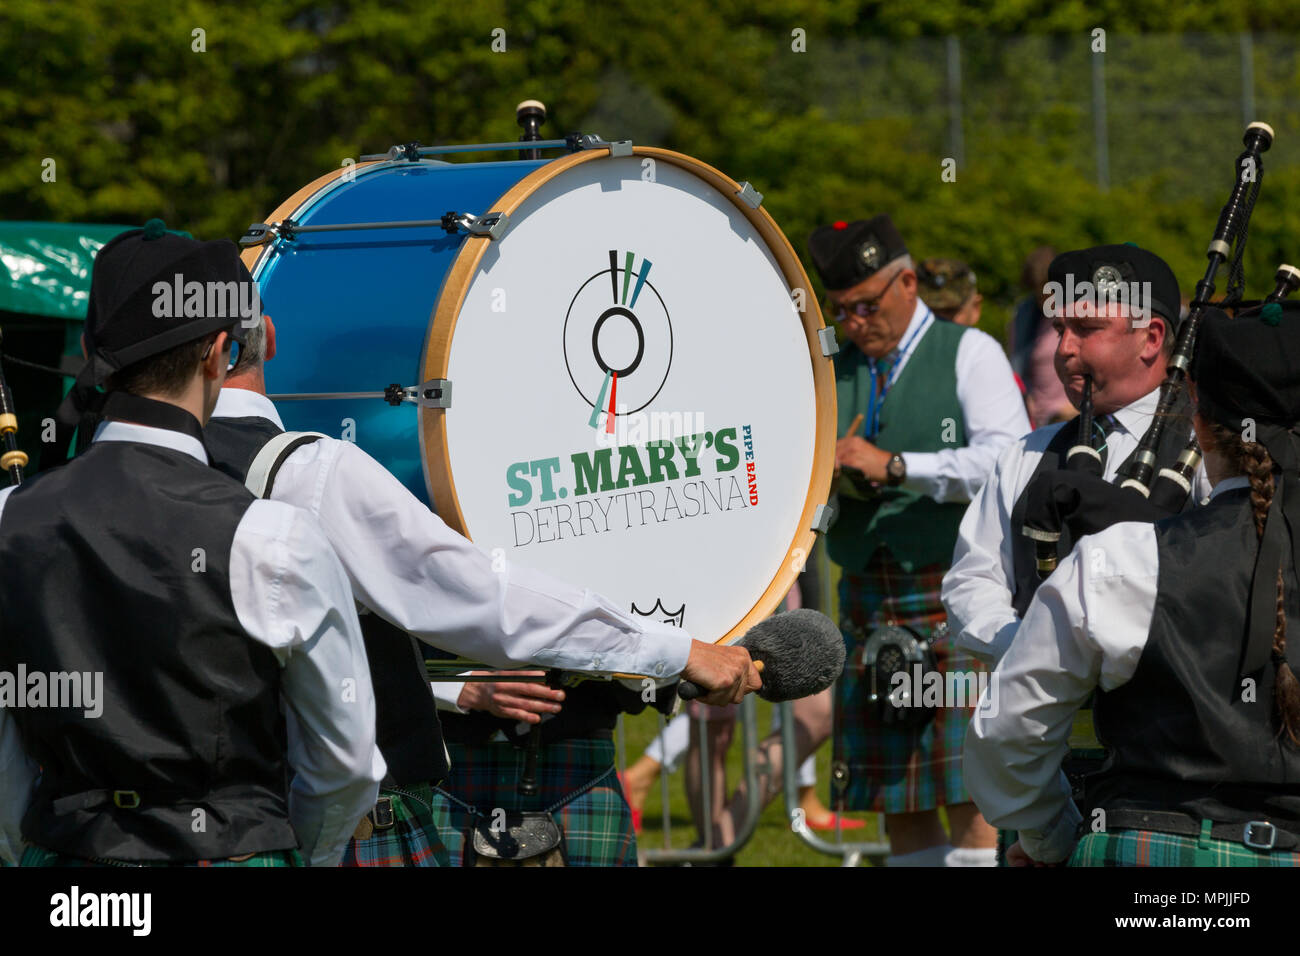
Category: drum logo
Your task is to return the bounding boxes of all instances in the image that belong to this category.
[629,599,686,628]
[564,250,674,433]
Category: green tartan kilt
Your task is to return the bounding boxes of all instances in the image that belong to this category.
[20,845,303,867]
[341,782,451,867]
[835,552,985,814]
[1071,825,1300,867]
[431,736,637,866]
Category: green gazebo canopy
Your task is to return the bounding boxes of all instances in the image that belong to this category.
[0,221,135,322]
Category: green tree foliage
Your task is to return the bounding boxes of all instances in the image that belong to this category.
[4,0,1300,347]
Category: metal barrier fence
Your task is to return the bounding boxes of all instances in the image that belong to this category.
[629,692,889,867]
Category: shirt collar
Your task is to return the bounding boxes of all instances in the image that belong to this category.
[212,387,285,429]
[1110,386,1162,437]
[878,298,933,367]
[92,420,209,464]
[1210,474,1251,499]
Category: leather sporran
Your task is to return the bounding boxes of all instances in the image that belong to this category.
[859,622,940,730]
[471,810,565,867]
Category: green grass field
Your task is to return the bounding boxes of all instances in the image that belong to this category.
[612,550,896,866]
[618,699,887,867]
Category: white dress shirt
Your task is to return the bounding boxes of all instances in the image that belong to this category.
[943,386,1212,664]
[884,301,1030,504]
[963,477,1250,863]
[211,389,695,712]
[0,420,384,867]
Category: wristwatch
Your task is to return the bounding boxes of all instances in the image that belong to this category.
[885,453,906,486]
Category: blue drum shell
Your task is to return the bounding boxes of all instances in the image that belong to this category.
[250,158,548,504]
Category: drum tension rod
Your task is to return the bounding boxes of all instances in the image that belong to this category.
[357,134,629,161]
[240,211,510,246]
[268,379,451,408]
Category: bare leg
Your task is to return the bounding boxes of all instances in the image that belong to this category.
[884,810,948,856]
[622,754,660,816]
[726,687,833,824]
[684,713,736,847]
[798,784,832,823]
[945,802,998,848]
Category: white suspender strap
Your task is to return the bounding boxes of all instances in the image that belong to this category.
[244,431,329,499]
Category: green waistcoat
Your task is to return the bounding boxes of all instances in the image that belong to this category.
[828,316,969,572]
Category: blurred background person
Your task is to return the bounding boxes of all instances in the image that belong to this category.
[1010,245,1074,425]
[917,257,983,327]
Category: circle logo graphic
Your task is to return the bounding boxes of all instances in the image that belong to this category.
[564,250,673,424]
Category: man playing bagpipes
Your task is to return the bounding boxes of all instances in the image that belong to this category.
[947,124,1286,864]
[966,305,1300,866]
[205,315,760,867]
[942,242,1207,668]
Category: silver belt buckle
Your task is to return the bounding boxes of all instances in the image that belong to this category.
[1243,820,1276,850]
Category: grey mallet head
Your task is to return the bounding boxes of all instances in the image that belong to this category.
[742,608,845,702]
[678,608,846,702]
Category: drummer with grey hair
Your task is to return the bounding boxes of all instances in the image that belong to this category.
[204,313,761,866]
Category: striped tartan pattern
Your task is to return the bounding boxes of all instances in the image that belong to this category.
[431,737,637,866]
[1071,826,1300,867]
[19,845,302,867]
[341,782,451,867]
[834,551,985,814]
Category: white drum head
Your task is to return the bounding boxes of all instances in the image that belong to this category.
[423,149,834,644]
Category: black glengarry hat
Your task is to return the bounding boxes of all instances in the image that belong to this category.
[85,218,252,383]
[1046,243,1182,329]
[808,215,908,291]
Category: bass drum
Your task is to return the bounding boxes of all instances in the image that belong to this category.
[242,146,835,644]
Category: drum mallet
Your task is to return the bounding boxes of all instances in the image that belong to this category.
[678,609,846,702]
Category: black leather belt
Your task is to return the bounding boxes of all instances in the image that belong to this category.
[1103,809,1300,851]
[51,788,189,813]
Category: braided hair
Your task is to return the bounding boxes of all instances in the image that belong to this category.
[1206,420,1300,743]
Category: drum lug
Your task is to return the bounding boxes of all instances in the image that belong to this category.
[811,503,835,534]
[816,326,840,357]
[387,142,424,163]
[441,211,510,242]
[387,379,453,409]
[240,222,277,247]
[565,133,634,157]
[736,182,764,210]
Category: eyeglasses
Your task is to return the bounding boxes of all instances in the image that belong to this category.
[828,269,902,324]
[203,334,241,372]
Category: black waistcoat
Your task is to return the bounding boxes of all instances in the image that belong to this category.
[205,414,448,787]
[1086,487,1300,825]
[0,439,297,861]
[1010,394,1193,616]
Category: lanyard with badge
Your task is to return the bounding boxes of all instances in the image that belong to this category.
[862,309,934,438]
